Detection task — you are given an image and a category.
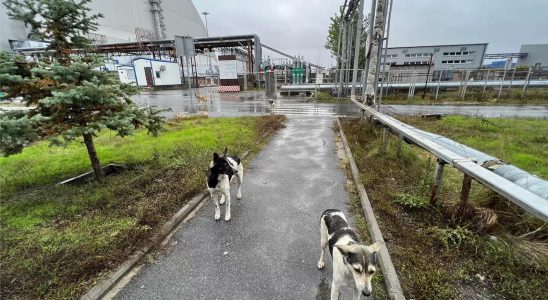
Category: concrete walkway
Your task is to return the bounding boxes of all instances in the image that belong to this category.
[115,117,352,300]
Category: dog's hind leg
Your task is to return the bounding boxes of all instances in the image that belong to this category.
[236,165,243,200]
[219,193,225,205]
[211,191,221,220]
[223,190,231,221]
[317,215,328,269]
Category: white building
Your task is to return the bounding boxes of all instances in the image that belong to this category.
[516,44,548,70]
[383,43,488,70]
[133,58,182,87]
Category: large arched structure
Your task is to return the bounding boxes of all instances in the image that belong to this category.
[0,0,207,51]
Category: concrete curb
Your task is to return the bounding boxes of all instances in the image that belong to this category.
[336,118,406,300]
[81,191,208,300]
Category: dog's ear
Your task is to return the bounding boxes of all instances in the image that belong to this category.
[213,152,219,160]
[223,147,228,156]
[369,242,380,253]
[335,243,354,256]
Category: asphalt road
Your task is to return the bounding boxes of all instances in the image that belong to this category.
[115,117,354,300]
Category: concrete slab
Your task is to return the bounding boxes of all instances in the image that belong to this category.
[115,117,354,300]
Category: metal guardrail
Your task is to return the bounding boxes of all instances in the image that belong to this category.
[350,99,548,222]
[280,80,548,91]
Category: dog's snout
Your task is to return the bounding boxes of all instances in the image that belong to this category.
[362,290,372,297]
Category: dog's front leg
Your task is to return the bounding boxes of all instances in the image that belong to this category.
[353,286,362,300]
[330,281,340,300]
[223,190,231,221]
[211,191,221,220]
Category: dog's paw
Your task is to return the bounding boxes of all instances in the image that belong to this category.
[224,214,231,221]
[236,193,242,200]
[317,260,325,269]
[219,198,225,205]
[215,213,221,220]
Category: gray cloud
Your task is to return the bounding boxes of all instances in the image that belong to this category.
[194,0,548,67]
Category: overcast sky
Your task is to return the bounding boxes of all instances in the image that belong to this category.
[194,0,548,67]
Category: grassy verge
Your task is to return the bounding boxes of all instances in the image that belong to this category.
[0,115,286,299]
[402,116,548,179]
[340,118,547,299]
[381,87,548,105]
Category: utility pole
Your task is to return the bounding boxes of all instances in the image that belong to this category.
[422,53,434,99]
[350,0,365,101]
[363,0,387,107]
[361,0,377,104]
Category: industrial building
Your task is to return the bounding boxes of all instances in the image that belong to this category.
[516,44,548,69]
[1,0,207,51]
[382,43,488,70]
[0,0,221,86]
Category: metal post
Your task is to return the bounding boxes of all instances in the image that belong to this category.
[345,20,354,96]
[459,174,473,208]
[507,67,516,94]
[461,70,470,100]
[378,0,393,109]
[430,160,446,205]
[396,133,403,157]
[521,66,532,98]
[339,20,348,96]
[381,127,389,152]
[361,0,378,104]
[482,69,490,99]
[244,72,248,91]
[351,0,365,100]
[435,70,442,100]
[497,67,507,100]
[185,56,192,92]
[373,0,388,110]
[422,53,434,99]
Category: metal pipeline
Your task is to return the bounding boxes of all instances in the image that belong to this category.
[351,99,548,221]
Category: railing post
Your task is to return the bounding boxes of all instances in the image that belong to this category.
[396,133,403,157]
[482,69,490,99]
[435,70,442,100]
[381,126,389,152]
[430,159,446,206]
[521,66,532,98]
[459,174,473,208]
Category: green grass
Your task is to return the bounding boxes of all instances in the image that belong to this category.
[340,118,547,300]
[381,87,548,105]
[401,116,548,179]
[0,115,286,299]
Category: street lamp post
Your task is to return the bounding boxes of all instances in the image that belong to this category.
[201,11,212,75]
[201,11,210,36]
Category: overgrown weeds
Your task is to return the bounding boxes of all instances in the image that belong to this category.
[340,117,547,299]
[0,115,286,299]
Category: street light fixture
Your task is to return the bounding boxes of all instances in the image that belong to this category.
[201,11,210,36]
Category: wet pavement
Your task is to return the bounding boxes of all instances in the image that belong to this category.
[115,117,354,300]
[130,88,547,119]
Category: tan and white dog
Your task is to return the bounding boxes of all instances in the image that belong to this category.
[318,209,380,299]
[195,93,208,109]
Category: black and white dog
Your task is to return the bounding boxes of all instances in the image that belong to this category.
[317,209,380,300]
[207,148,243,221]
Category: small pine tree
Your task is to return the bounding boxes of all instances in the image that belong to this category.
[0,0,165,177]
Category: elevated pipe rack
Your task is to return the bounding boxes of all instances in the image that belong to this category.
[350,99,548,222]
